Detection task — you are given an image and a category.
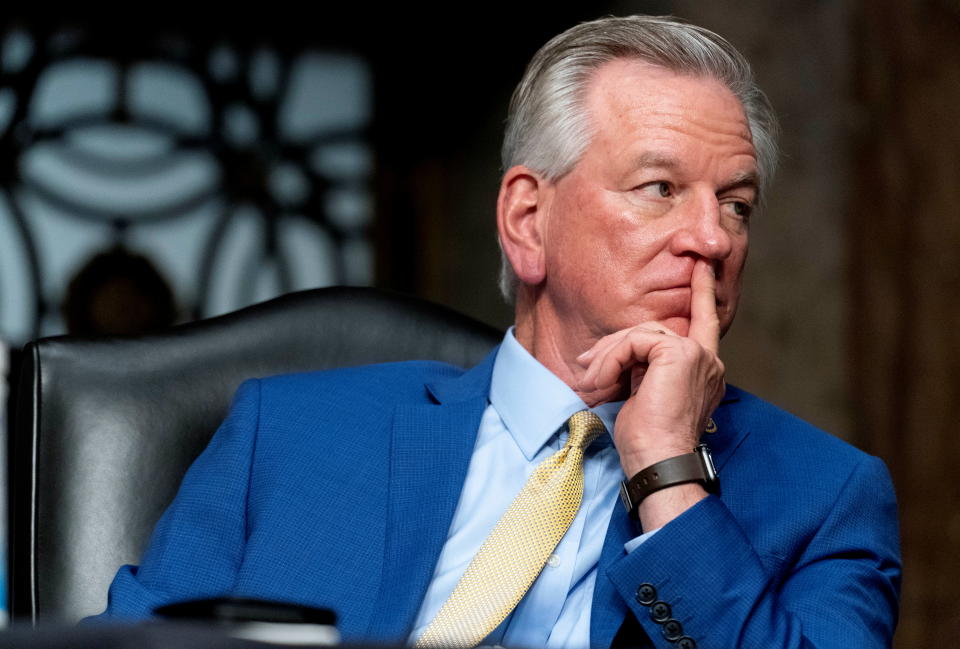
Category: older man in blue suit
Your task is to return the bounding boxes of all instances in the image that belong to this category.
[99,15,901,649]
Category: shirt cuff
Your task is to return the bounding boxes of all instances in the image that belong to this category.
[624,527,661,553]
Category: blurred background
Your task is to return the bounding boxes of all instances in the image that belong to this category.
[0,2,957,646]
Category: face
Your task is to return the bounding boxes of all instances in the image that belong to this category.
[535,59,757,343]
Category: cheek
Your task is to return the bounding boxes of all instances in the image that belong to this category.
[718,235,747,284]
[726,237,748,283]
[718,244,747,321]
[543,229,600,296]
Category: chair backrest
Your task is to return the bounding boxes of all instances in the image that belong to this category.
[9,286,502,624]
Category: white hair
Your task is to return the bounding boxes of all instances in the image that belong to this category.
[498,15,780,301]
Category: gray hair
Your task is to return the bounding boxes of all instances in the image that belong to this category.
[498,15,780,301]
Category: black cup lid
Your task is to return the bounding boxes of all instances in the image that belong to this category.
[155,597,337,626]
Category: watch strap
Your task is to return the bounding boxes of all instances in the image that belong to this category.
[619,444,718,518]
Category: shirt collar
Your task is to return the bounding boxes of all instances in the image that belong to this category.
[490,328,622,460]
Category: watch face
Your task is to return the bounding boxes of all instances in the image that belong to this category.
[705,452,717,479]
[696,443,719,489]
[619,480,634,513]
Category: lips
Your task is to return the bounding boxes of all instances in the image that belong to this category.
[644,287,692,317]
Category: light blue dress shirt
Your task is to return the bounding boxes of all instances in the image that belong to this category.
[409,330,654,649]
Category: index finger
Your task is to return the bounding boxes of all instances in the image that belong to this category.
[688,258,720,353]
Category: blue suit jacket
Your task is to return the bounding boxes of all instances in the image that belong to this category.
[101,349,901,648]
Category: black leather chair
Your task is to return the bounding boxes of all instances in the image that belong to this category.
[9,286,502,624]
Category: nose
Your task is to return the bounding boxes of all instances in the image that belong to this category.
[668,192,733,261]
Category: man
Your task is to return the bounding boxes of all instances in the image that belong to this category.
[99,16,901,649]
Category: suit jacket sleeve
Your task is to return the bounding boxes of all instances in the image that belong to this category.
[606,454,900,648]
[95,379,262,619]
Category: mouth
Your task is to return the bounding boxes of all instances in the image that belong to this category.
[643,285,727,323]
[650,283,724,304]
[644,287,693,319]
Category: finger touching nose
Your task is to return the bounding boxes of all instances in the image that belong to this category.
[688,258,720,352]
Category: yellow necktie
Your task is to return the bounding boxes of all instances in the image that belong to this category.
[415,410,606,649]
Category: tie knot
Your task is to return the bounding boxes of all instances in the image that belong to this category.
[566,410,606,450]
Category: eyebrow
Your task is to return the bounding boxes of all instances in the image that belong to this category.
[634,152,682,170]
[717,170,760,197]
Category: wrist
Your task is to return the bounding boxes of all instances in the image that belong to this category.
[636,483,709,531]
[619,444,719,520]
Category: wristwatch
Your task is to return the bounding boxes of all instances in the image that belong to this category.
[619,443,719,519]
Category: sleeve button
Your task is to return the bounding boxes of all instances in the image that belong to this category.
[661,619,684,641]
[635,583,657,606]
[677,637,697,649]
[650,601,672,623]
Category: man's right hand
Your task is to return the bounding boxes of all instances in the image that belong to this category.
[575,258,726,528]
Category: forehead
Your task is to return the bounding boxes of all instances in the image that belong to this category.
[582,58,757,170]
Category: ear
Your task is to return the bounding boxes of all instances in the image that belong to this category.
[496,165,550,287]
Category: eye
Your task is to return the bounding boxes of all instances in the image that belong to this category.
[723,199,753,228]
[635,181,672,198]
[733,201,752,219]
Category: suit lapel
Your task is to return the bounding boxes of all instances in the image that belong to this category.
[366,351,496,641]
[707,386,751,472]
